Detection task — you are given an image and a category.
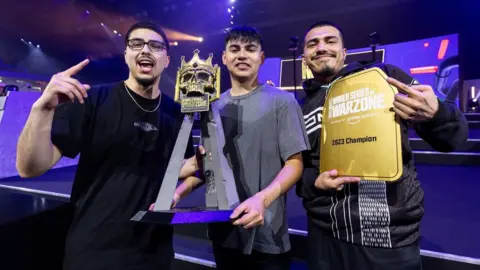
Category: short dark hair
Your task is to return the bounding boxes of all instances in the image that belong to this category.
[304,21,345,47]
[125,21,170,52]
[225,25,264,49]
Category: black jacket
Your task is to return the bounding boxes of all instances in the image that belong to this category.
[297,62,468,248]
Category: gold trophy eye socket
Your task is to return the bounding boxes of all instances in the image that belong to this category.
[181,73,194,83]
[196,71,211,81]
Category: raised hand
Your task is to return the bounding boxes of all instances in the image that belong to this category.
[387,77,439,122]
[35,59,90,111]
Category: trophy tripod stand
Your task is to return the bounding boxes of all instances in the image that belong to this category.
[131,49,240,225]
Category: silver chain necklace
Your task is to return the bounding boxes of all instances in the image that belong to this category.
[124,82,161,113]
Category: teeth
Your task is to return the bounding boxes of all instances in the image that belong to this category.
[138,60,153,65]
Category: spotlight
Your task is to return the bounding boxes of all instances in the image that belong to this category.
[230,0,235,3]
[228,8,231,13]
[37,45,40,48]
[20,38,24,42]
[467,98,479,112]
[118,33,121,36]
[231,21,234,24]
[175,41,179,46]
[113,30,118,34]
[28,41,32,44]
[85,10,90,14]
[101,23,104,26]
[468,86,480,112]
[198,37,203,42]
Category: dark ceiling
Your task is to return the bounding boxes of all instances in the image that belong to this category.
[0,0,468,93]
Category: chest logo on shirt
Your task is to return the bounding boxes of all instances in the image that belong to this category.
[304,106,323,135]
[134,121,158,132]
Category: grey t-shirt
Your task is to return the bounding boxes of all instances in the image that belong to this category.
[208,84,310,254]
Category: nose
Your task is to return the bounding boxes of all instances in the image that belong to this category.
[316,42,327,52]
[140,43,153,54]
[237,48,247,59]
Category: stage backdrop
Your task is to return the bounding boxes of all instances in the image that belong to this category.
[0,92,78,179]
[259,34,460,105]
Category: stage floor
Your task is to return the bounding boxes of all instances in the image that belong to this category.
[0,165,74,201]
[0,164,479,264]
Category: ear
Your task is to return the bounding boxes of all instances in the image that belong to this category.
[260,51,265,65]
[342,48,347,62]
[222,50,227,66]
[164,55,170,69]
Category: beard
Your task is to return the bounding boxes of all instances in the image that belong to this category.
[308,51,339,79]
[314,65,336,78]
[135,75,157,89]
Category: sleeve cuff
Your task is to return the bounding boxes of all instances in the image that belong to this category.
[423,98,450,127]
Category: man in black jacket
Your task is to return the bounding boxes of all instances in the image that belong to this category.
[297,21,468,270]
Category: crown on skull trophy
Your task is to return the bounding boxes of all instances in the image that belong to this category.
[179,49,217,74]
[175,49,221,103]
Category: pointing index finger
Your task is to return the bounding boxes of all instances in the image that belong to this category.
[61,59,90,77]
[386,77,419,97]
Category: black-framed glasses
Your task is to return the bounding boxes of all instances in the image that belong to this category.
[126,39,167,53]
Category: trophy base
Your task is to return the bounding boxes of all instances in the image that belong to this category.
[131,207,234,224]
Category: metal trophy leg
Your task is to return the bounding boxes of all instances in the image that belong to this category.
[131,108,239,224]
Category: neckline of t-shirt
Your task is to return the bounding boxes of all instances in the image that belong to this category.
[226,83,265,100]
[123,82,162,105]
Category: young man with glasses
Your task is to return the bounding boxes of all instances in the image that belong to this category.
[16,21,201,270]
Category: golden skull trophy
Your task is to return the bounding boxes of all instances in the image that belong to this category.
[174,49,221,112]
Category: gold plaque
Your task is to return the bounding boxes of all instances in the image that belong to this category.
[319,67,403,181]
[174,49,221,113]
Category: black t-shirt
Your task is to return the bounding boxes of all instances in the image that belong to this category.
[51,81,194,270]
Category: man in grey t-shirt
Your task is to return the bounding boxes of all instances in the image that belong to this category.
[174,25,309,270]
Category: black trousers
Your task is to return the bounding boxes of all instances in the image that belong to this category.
[307,219,422,270]
[212,244,291,270]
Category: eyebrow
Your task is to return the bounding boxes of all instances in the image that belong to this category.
[130,38,164,43]
[228,43,258,49]
[306,35,339,44]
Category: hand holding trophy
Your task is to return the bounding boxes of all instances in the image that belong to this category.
[132,50,240,224]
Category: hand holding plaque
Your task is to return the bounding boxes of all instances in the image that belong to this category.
[315,169,361,191]
[320,67,403,181]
